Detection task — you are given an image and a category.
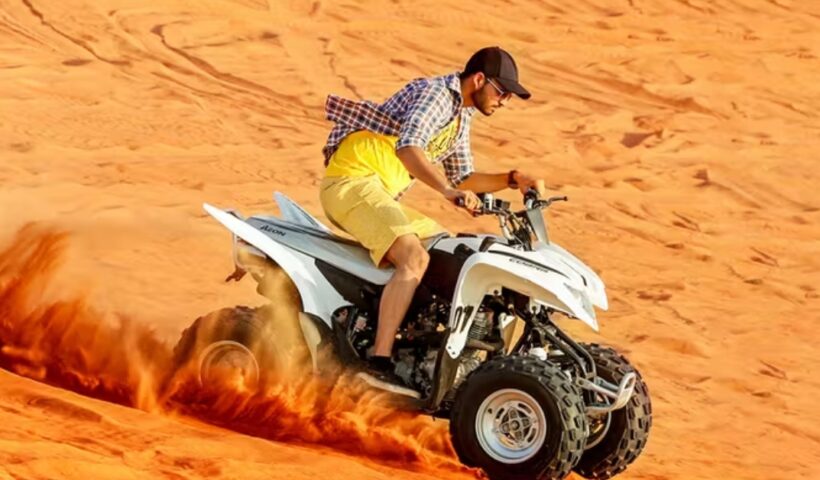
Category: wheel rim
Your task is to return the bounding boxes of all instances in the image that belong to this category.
[197,340,260,389]
[475,388,548,464]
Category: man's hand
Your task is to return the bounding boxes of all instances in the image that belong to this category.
[443,188,481,211]
[513,171,546,196]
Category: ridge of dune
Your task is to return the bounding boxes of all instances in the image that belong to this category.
[1,0,819,479]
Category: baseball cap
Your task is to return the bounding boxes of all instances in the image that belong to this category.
[464,46,531,100]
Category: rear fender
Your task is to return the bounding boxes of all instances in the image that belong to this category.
[204,203,343,327]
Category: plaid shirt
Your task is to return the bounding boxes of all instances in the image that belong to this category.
[322,72,476,186]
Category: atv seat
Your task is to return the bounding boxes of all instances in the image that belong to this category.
[242,192,449,284]
[248,214,449,285]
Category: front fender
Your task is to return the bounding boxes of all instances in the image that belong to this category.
[445,252,597,359]
[537,241,608,310]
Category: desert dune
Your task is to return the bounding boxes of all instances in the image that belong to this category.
[1,0,819,479]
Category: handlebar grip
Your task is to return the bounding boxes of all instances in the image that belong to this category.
[523,188,539,207]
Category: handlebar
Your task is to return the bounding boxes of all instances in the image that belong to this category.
[455,189,567,216]
[524,188,567,210]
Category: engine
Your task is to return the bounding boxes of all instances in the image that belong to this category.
[395,303,495,397]
[342,298,497,398]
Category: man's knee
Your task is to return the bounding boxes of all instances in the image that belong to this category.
[408,246,430,279]
[388,235,430,281]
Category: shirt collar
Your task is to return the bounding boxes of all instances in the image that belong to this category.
[445,71,464,103]
[446,71,462,93]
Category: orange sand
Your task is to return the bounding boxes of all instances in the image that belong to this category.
[1,0,819,479]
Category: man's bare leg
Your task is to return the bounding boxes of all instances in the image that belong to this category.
[372,234,430,358]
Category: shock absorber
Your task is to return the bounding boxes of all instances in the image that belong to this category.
[468,308,492,340]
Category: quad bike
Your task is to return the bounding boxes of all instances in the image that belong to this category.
[173,189,652,480]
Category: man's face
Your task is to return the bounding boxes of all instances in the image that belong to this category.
[471,75,512,116]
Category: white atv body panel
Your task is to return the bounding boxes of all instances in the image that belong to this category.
[245,213,394,285]
[273,192,333,233]
[205,193,608,360]
[537,241,608,310]
[434,236,607,312]
[248,193,444,286]
[436,240,601,359]
[203,203,347,326]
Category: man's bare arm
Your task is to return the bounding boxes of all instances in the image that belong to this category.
[396,146,480,210]
[458,172,509,193]
[460,170,547,196]
[396,146,451,194]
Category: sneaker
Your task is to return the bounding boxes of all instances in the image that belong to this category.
[355,357,421,399]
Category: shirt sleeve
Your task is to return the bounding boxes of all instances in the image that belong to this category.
[441,112,475,186]
[395,82,453,151]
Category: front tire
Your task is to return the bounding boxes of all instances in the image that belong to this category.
[450,355,587,480]
[574,344,652,479]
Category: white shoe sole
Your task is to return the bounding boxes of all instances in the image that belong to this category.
[355,372,422,399]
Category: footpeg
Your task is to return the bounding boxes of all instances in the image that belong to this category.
[355,372,422,399]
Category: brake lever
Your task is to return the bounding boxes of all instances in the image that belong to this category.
[543,195,568,207]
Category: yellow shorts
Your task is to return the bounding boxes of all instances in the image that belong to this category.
[320,174,446,266]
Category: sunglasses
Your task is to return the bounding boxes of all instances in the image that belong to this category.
[486,77,512,101]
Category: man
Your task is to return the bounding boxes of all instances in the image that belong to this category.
[320,46,545,395]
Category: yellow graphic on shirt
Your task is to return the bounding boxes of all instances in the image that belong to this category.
[425,116,460,161]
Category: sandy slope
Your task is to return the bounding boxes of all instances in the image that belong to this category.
[1,0,819,478]
[0,368,465,480]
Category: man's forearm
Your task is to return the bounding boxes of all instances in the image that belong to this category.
[458,172,509,193]
[396,146,451,193]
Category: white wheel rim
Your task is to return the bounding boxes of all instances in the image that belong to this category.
[475,388,548,464]
[197,340,260,388]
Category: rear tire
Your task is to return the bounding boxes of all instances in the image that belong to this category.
[450,355,587,480]
[170,304,309,393]
[171,306,271,390]
[574,344,652,479]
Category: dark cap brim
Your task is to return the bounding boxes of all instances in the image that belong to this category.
[496,77,531,100]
